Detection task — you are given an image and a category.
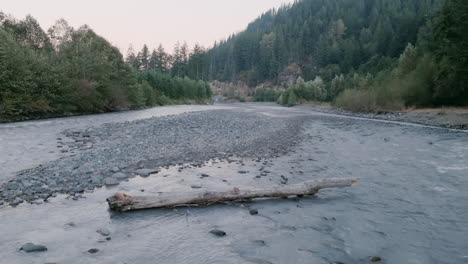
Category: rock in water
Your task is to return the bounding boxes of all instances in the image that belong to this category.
[370,256,382,262]
[103,177,119,186]
[209,229,226,237]
[96,228,110,236]
[20,243,47,253]
[249,209,259,215]
[88,248,99,254]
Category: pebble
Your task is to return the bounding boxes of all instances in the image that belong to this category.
[135,169,159,177]
[96,228,111,236]
[209,229,226,237]
[88,248,99,254]
[20,243,48,253]
[370,256,382,262]
[249,209,259,215]
[103,177,119,186]
[111,172,128,179]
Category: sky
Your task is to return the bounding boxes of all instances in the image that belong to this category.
[1,0,293,54]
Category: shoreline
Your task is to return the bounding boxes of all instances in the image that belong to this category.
[295,103,468,131]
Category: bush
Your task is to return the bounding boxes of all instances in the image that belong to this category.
[334,89,378,112]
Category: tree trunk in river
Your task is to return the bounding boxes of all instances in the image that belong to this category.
[107,178,359,212]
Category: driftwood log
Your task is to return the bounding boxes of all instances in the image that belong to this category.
[107,178,358,212]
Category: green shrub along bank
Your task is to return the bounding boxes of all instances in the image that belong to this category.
[275,0,467,111]
[0,14,212,122]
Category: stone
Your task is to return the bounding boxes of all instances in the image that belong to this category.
[111,167,120,173]
[209,229,226,237]
[88,248,99,254]
[20,243,47,253]
[96,228,110,237]
[103,177,119,186]
[135,169,159,177]
[238,170,249,174]
[111,172,127,179]
[370,256,382,262]
[249,209,259,215]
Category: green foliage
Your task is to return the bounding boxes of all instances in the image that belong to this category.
[0,13,212,121]
[254,88,280,102]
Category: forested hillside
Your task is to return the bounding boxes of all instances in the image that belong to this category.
[200,0,467,109]
[0,14,211,122]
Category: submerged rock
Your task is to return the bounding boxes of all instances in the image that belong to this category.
[88,248,99,254]
[209,229,226,237]
[20,243,47,253]
[249,209,259,215]
[96,228,110,237]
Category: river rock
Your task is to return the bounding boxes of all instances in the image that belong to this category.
[103,177,119,186]
[20,243,47,253]
[96,228,110,236]
[88,248,99,254]
[135,169,159,177]
[111,166,120,173]
[249,209,259,215]
[111,172,128,179]
[370,256,382,262]
[209,229,226,237]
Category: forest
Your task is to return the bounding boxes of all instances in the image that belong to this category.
[201,0,467,110]
[1,0,466,121]
[0,14,211,122]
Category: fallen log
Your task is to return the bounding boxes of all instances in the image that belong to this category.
[107,178,358,212]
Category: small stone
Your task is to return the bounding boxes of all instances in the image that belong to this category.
[253,240,266,246]
[111,167,120,173]
[96,228,110,236]
[111,172,127,179]
[135,169,159,177]
[249,209,259,215]
[191,185,202,189]
[20,243,47,253]
[103,177,119,186]
[370,256,382,262]
[238,170,249,174]
[209,229,226,237]
[88,248,99,254]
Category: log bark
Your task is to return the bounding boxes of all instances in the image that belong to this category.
[107,178,358,212]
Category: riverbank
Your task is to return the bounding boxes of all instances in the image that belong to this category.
[296,103,468,130]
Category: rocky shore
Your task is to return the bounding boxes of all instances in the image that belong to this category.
[0,109,305,206]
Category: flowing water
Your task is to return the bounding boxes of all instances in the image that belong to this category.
[0,104,467,264]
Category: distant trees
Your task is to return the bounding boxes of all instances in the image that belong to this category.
[195,0,466,110]
[0,13,212,121]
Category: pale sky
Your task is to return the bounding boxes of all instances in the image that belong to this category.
[1,0,293,54]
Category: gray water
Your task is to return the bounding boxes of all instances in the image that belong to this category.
[1,104,467,264]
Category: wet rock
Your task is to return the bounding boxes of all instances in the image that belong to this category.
[191,185,202,189]
[111,172,128,179]
[103,177,119,186]
[209,229,226,237]
[135,169,159,177]
[20,243,47,253]
[249,209,259,215]
[96,228,110,237]
[88,248,99,254]
[253,240,266,246]
[200,173,210,178]
[10,198,24,207]
[280,175,289,184]
[238,170,249,174]
[370,256,382,262]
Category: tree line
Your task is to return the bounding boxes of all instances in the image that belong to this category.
[0,13,212,122]
[194,0,467,109]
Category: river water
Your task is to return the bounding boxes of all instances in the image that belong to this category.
[0,103,467,264]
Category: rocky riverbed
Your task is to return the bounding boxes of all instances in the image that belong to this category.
[0,109,304,206]
[0,103,467,264]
